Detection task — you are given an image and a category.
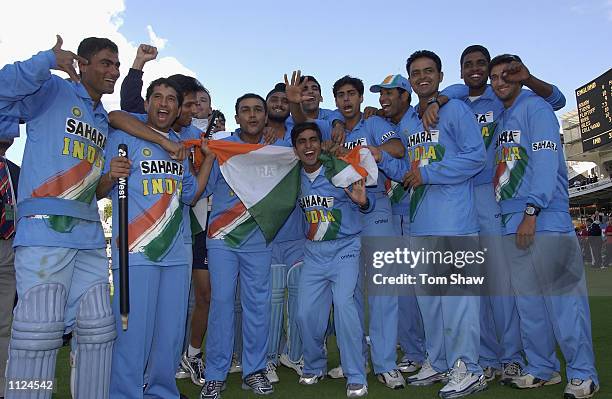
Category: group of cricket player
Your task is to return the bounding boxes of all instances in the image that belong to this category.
[0,33,600,399]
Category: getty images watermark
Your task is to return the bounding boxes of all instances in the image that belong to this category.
[361,235,595,296]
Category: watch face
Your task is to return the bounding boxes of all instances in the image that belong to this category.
[525,207,535,216]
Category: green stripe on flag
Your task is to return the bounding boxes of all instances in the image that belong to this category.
[248,163,301,243]
[143,205,184,262]
[224,215,258,248]
[320,152,350,183]
[322,209,342,241]
[499,147,529,201]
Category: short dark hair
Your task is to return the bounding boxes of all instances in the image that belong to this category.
[235,93,267,114]
[488,54,523,77]
[300,75,321,89]
[77,37,118,60]
[333,75,364,97]
[167,74,205,96]
[145,78,184,107]
[460,45,491,66]
[214,110,226,122]
[197,85,211,102]
[266,83,287,100]
[291,122,322,147]
[406,50,442,75]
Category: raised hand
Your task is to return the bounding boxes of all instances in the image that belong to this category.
[344,179,367,207]
[51,35,88,82]
[284,70,313,104]
[502,60,530,84]
[133,44,158,70]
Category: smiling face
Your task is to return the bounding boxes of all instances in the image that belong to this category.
[235,97,267,138]
[145,83,180,131]
[408,56,443,100]
[79,48,120,101]
[461,51,489,91]
[379,88,407,120]
[267,91,290,122]
[294,128,322,171]
[301,80,323,113]
[334,83,363,120]
[490,63,522,107]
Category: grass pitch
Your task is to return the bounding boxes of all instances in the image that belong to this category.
[49,267,611,398]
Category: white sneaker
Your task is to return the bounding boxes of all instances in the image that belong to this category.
[299,372,324,385]
[499,362,523,385]
[266,361,279,384]
[279,353,303,376]
[229,353,242,374]
[181,352,206,386]
[377,369,406,389]
[406,359,448,386]
[510,371,562,389]
[564,378,599,399]
[438,360,487,399]
[346,383,368,398]
[398,355,421,373]
[328,365,345,379]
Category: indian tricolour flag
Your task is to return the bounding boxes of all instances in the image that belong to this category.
[32,155,104,233]
[127,191,183,262]
[494,146,529,202]
[204,141,378,245]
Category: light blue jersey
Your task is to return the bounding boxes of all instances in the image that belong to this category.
[380,100,485,235]
[104,128,197,268]
[0,50,108,249]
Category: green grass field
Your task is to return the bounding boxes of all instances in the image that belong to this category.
[49,267,611,398]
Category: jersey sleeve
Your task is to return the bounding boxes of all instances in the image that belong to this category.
[120,68,146,113]
[314,119,333,141]
[368,117,399,146]
[544,84,566,111]
[378,151,409,182]
[203,159,221,198]
[440,83,469,101]
[525,105,562,209]
[0,50,58,120]
[420,102,485,185]
[180,157,197,205]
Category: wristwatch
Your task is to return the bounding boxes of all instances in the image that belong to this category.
[427,96,441,108]
[524,203,541,216]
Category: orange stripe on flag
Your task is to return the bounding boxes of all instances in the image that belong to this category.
[208,201,248,237]
[208,141,265,165]
[127,193,172,248]
[339,147,368,178]
[182,140,266,166]
[32,160,92,198]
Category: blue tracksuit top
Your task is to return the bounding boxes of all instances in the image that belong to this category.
[379,100,485,236]
[104,128,197,268]
[0,49,108,248]
[204,134,269,252]
[316,115,402,195]
[441,83,566,186]
[299,165,375,241]
[0,116,19,139]
[492,90,572,234]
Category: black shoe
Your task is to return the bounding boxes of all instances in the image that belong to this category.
[200,380,226,399]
